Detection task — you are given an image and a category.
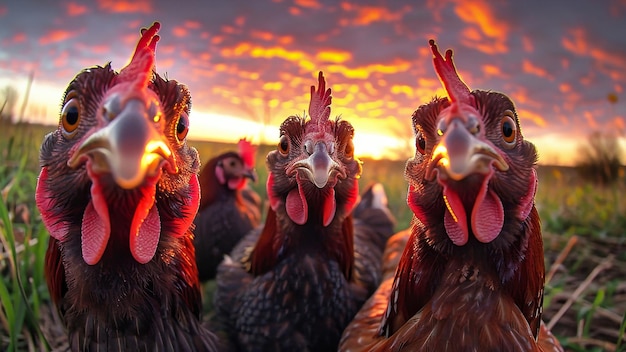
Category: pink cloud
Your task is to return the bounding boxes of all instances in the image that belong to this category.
[185,20,202,29]
[67,2,88,16]
[39,30,77,45]
[172,26,187,38]
[53,51,69,68]
[12,32,26,43]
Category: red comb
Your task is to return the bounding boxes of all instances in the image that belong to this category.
[308,71,332,132]
[429,39,470,103]
[118,22,161,88]
[238,138,256,168]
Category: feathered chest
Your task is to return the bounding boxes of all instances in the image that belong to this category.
[386,257,540,352]
[231,252,362,350]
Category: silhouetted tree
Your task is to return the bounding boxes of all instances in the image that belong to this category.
[576,131,624,185]
[0,85,19,122]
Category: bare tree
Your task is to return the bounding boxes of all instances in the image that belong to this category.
[0,85,19,122]
[576,131,624,185]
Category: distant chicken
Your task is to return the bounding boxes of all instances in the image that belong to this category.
[339,40,563,351]
[36,23,220,351]
[214,72,395,351]
[194,139,262,281]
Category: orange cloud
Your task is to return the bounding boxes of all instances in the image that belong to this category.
[522,59,551,79]
[561,28,587,55]
[98,0,151,13]
[325,60,412,79]
[251,30,274,41]
[262,82,284,91]
[340,2,409,25]
[482,64,507,78]
[295,0,321,9]
[562,27,625,74]
[315,50,352,64]
[289,6,302,15]
[39,30,77,45]
[518,109,547,128]
[559,83,571,93]
[455,1,508,39]
[455,0,508,54]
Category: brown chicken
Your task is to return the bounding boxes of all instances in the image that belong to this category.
[339,40,563,351]
[214,72,395,351]
[194,138,262,281]
[35,22,220,351]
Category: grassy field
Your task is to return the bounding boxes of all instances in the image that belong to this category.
[1,120,625,351]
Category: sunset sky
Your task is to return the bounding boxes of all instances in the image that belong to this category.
[1,0,625,165]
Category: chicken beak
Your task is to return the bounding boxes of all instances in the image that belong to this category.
[243,167,258,183]
[293,141,341,188]
[429,119,508,181]
[68,97,177,189]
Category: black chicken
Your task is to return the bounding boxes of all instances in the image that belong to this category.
[35,22,220,351]
[214,72,395,351]
[194,139,262,281]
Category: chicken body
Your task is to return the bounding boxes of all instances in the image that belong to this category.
[194,140,262,281]
[339,40,562,352]
[36,23,219,351]
[214,72,394,351]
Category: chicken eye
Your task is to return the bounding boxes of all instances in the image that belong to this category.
[500,111,517,147]
[278,135,289,155]
[61,97,81,137]
[416,130,426,155]
[176,112,189,142]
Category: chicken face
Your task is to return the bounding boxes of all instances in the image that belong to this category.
[266,72,361,228]
[215,139,258,191]
[406,41,538,253]
[36,22,200,266]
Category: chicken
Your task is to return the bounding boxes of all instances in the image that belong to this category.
[194,138,262,281]
[35,22,220,351]
[339,40,563,351]
[214,72,395,351]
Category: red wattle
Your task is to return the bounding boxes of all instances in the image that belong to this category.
[442,187,468,246]
[81,200,110,265]
[322,188,336,227]
[130,204,161,264]
[35,167,69,241]
[286,181,307,225]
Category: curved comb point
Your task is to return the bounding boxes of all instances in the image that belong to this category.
[429,39,470,103]
[119,22,161,88]
[308,71,332,128]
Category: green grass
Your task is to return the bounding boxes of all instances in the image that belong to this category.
[0,121,51,351]
[1,121,626,351]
